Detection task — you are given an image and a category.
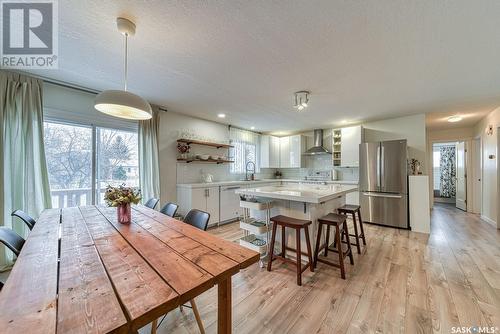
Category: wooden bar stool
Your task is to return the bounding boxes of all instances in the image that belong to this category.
[313,213,354,279]
[267,215,314,286]
[337,204,366,254]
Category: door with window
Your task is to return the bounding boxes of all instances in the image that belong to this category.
[44,121,139,208]
[456,141,467,211]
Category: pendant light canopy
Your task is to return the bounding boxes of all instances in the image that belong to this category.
[95,17,152,120]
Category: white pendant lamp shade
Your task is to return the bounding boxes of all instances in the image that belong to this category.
[95,17,152,120]
[95,90,152,120]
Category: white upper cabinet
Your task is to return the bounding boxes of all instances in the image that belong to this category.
[289,135,305,168]
[339,126,363,167]
[280,135,304,168]
[260,135,280,168]
[279,136,291,168]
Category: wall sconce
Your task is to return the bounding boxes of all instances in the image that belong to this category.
[486,125,493,136]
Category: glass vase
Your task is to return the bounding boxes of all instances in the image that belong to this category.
[117,203,131,224]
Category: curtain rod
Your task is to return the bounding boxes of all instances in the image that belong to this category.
[13,70,168,112]
[228,124,262,135]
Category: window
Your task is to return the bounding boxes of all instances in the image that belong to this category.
[44,121,139,208]
[96,127,139,204]
[229,128,260,174]
[44,122,93,208]
[230,141,258,174]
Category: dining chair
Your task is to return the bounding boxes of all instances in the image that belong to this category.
[183,209,210,231]
[11,210,36,231]
[0,227,25,257]
[144,198,159,209]
[152,209,210,334]
[159,202,179,218]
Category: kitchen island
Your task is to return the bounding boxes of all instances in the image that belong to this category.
[235,183,358,260]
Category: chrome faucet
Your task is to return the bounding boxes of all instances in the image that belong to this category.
[245,161,256,181]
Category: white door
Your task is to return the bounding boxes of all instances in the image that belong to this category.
[456,141,467,211]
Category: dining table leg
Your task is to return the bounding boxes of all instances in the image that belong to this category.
[217,276,232,334]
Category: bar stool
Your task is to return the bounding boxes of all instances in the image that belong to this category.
[313,213,354,279]
[337,204,366,254]
[267,215,314,286]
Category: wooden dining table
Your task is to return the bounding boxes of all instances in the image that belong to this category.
[0,205,259,333]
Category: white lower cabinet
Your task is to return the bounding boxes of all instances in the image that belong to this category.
[220,185,244,222]
[177,186,220,226]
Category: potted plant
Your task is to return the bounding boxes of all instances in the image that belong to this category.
[104,184,141,224]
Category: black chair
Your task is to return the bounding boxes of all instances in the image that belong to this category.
[144,198,159,209]
[159,202,179,218]
[183,209,210,231]
[11,210,36,231]
[0,227,25,257]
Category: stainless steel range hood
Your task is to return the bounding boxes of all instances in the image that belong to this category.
[304,129,332,155]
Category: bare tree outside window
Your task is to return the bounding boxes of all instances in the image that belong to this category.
[43,121,139,208]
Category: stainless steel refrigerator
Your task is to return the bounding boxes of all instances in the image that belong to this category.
[359,139,409,229]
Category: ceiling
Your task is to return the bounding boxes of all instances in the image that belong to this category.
[28,0,500,132]
[425,108,493,131]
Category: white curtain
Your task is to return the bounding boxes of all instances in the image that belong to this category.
[0,71,51,271]
[138,106,160,203]
[229,127,260,174]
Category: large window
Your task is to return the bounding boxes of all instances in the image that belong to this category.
[44,121,139,208]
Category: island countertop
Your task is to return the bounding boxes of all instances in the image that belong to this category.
[235,184,358,204]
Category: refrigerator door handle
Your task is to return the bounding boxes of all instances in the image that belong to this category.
[362,192,403,199]
[380,145,385,191]
[376,145,381,190]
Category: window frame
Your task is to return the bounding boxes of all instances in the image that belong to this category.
[43,117,139,207]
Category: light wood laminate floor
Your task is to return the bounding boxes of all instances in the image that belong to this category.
[141,204,500,334]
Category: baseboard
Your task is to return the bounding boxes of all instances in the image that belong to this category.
[480,215,497,227]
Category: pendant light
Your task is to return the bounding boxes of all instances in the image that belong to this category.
[95,17,152,120]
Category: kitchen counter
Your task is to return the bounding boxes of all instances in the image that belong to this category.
[235,184,358,204]
[176,179,358,189]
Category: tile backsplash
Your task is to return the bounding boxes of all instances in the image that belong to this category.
[176,164,276,184]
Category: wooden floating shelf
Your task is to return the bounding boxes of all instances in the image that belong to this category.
[177,158,234,164]
[177,138,233,149]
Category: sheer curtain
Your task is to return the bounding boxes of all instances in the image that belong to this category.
[229,127,260,174]
[138,105,160,203]
[0,71,51,270]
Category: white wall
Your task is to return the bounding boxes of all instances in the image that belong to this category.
[158,111,274,204]
[363,114,427,170]
[474,107,500,228]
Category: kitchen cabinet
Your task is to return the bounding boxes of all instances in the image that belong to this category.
[177,186,220,226]
[220,185,244,222]
[279,136,290,168]
[336,126,363,167]
[280,135,305,168]
[260,135,280,168]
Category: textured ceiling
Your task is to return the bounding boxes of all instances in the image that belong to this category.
[27,0,500,132]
